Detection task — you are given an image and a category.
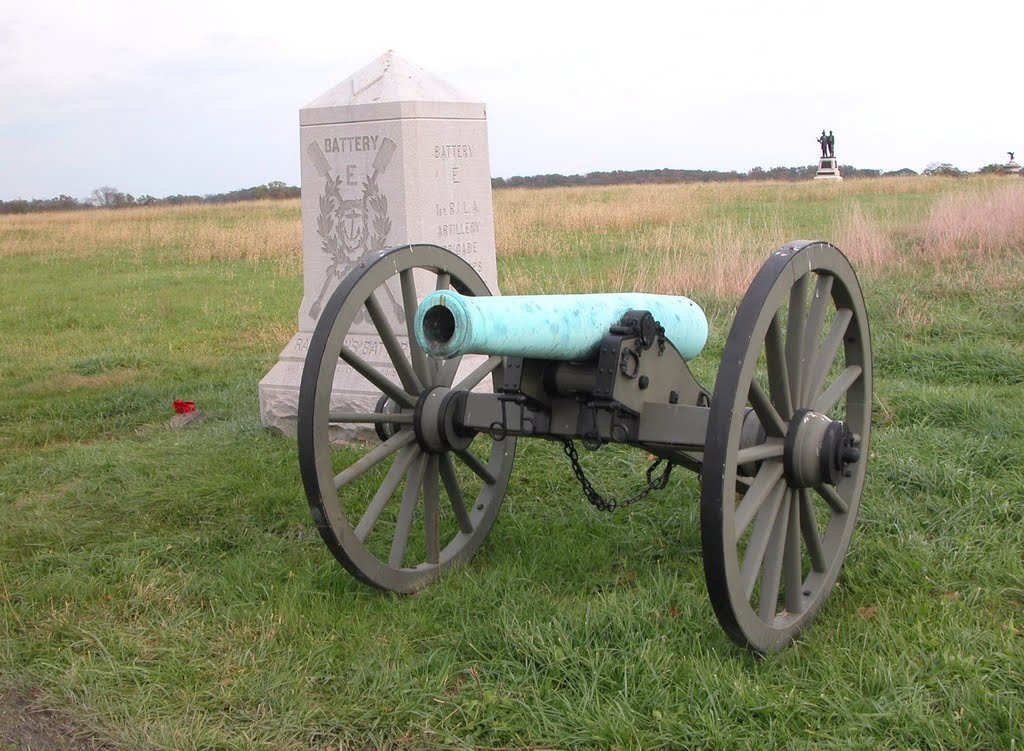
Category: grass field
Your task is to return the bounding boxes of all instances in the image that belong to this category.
[1,177,1023,750]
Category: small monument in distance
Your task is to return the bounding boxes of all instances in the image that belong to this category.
[814,129,842,181]
[258,51,501,437]
[1004,151,1021,176]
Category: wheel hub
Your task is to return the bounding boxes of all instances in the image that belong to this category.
[783,409,860,488]
[413,386,473,454]
[374,393,404,442]
[738,408,767,476]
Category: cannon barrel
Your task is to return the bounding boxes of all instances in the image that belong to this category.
[414,290,708,361]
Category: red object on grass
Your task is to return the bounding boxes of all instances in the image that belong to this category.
[173,400,197,414]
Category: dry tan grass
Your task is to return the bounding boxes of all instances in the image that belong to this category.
[494,184,704,256]
[917,184,1024,263]
[497,177,1023,297]
[495,182,790,298]
[28,369,138,395]
[0,200,302,271]
[682,175,966,204]
[492,176,1015,298]
[833,202,897,269]
[4,178,1020,298]
[618,218,787,298]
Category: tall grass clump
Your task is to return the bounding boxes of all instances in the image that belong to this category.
[833,202,897,269]
[919,182,1024,262]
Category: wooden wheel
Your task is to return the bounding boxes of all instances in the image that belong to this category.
[298,244,516,593]
[701,241,872,651]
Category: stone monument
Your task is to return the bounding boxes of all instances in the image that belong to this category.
[259,51,500,436]
[1004,151,1021,176]
[814,129,842,181]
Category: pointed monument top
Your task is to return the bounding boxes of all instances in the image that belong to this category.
[301,51,485,126]
[305,51,476,108]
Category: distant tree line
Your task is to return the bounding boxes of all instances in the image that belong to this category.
[490,164,929,189]
[0,181,300,215]
[3,162,1014,215]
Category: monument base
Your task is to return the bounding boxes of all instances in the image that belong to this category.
[814,157,842,181]
[1003,161,1021,176]
[259,332,377,441]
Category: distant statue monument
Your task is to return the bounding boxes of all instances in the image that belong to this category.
[814,128,842,181]
[1005,151,1021,176]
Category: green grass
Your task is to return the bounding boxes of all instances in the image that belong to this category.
[2,190,1023,750]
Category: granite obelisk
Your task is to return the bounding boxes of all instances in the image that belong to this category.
[259,51,500,436]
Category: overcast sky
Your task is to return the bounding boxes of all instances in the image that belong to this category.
[1,0,1021,201]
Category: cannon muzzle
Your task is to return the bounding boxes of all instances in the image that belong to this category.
[415,291,708,361]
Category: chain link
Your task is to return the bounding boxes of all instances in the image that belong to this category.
[561,439,674,512]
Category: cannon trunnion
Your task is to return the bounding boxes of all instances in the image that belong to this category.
[298,242,872,652]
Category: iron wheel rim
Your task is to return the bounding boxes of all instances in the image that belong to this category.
[298,244,516,593]
[701,240,872,651]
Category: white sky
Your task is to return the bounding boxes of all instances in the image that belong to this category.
[1,0,1021,201]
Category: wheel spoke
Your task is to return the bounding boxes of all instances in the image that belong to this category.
[765,313,793,420]
[365,292,423,395]
[800,274,834,399]
[736,440,785,467]
[749,379,788,438]
[758,492,791,622]
[453,356,503,392]
[804,308,853,406]
[783,490,804,614]
[333,430,415,489]
[328,412,413,425]
[455,448,496,485]
[431,356,462,388]
[435,271,451,291]
[439,454,473,533]
[799,488,827,573]
[740,481,787,600]
[354,444,419,542]
[812,365,862,415]
[338,346,416,409]
[400,269,431,387]
[785,273,809,408]
[423,455,441,564]
[388,453,427,568]
[735,461,785,536]
[816,483,849,515]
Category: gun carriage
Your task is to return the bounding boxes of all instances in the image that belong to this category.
[298,241,871,652]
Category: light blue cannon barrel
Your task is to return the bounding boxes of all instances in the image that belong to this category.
[414,291,708,361]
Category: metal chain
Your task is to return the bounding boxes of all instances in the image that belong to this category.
[561,439,674,512]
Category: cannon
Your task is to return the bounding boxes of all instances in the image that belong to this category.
[298,241,872,652]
